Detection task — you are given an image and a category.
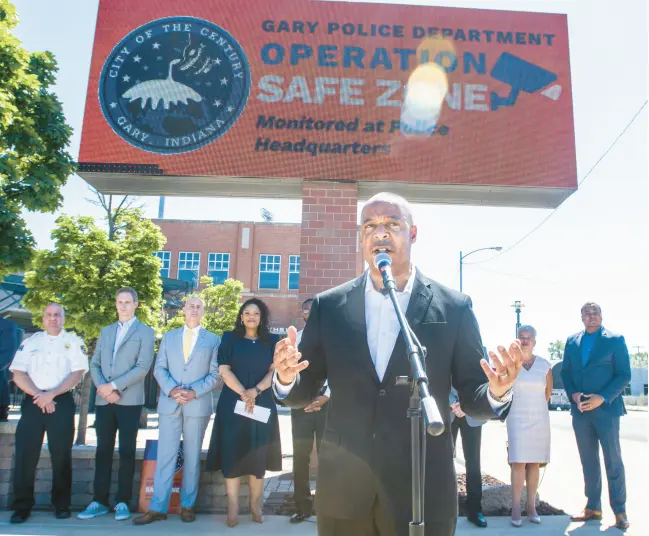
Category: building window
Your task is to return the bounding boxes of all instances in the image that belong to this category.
[644,384,648,396]
[259,254,281,290]
[288,255,300,290]
[623,385,632,396]
[178,252,200,288]
[154,251,171,278]
[208,253,230,285]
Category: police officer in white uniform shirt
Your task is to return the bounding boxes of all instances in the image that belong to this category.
[9,303,88,525]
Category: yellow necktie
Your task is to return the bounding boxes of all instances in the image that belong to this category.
[183,330,192,363]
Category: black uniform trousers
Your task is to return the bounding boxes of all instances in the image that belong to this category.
[451,416,483,515]
[12,392,75,512]
[317,495,458,536]
[291,405,327,516]
[93,403,142,506]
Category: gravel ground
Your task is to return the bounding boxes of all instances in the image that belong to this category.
[266,473,565,517]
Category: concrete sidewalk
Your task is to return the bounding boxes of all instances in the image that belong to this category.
[0,511,635,535]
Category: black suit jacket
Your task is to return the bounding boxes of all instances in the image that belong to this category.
[276,270,503,525]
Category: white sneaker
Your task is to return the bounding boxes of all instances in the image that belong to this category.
[78,501,109,519]
[115,502,131,521]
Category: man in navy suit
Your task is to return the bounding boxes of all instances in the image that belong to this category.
[561,302,631,530]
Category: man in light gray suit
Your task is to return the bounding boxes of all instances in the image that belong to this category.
[134,296,220,525]
[450,382,489,528]
[79,288,155,522]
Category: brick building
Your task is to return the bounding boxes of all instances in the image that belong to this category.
[152,217,363,330]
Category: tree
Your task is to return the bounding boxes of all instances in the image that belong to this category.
[547,340,565,362]
[164,276,243,336]
[0,1,75,275]
[630,352,648,369]
[23,208,165,444]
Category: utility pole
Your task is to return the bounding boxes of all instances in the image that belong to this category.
[511,300,525,338]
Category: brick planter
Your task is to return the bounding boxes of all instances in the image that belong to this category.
[0,421,249,513]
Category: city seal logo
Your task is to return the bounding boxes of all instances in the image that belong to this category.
[99,16,251,154]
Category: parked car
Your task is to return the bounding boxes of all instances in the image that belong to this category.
[548,362,571,410]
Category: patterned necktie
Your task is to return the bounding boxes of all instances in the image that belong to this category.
[183,330,192,363]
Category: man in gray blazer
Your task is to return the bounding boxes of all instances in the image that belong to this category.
[79,287,155,522]
[134,296,220,525]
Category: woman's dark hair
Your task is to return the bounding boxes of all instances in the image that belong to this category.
[233,298,272,344]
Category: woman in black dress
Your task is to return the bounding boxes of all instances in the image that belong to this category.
[206,298,281,527]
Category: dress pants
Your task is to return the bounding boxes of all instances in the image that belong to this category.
[451,416,483,515]
[148,407,210,513]
[572,409,626,514]
[291,406,327,516]
[12,392,75,512]
[317,495,457,536]
[93,403,142,506]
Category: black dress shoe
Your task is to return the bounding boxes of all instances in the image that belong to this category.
[10,510,30,524]
[55,509,71,519]
[290,512,311,523]
[467,512,488,527]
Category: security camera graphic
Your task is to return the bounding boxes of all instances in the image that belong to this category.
[490,52,562,111]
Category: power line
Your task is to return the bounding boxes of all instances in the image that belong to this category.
[466,100,648,265]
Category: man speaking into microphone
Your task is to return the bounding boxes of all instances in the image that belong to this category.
[273,192,522,536]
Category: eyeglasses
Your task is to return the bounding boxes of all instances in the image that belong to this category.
[582,312,601,318]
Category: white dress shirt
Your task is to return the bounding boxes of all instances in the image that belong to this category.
[276,268,511,411]
[183,324,201,357]
[113,316,137,363]
[365,267,416,382]
[10,330,89,391]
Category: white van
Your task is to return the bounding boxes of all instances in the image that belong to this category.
[548,362,571,410]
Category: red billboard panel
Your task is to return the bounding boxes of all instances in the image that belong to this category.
[78,0,576,207]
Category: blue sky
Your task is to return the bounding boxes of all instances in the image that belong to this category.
[13,0,648,356]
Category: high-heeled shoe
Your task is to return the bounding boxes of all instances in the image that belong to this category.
[226,517,238,528]
[251,510,264,524]
[529,514,541,524]
[511,518,523,527]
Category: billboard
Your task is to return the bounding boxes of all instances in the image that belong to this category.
[78,0,576,207]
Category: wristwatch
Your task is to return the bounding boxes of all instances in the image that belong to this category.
[255,387,262,396]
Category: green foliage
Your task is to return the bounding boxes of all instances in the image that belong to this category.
[0,0,75,275]
[23,209,165,342]
[630,352,648,369]
[547,339,565,361]
[165,276,243,336]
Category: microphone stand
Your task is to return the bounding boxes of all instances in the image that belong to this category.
[379,265,444,536]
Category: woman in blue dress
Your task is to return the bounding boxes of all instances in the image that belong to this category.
[206,298,281,527]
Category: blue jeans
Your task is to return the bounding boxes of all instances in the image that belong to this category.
[572,409,626,514]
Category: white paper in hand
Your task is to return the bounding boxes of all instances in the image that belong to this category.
[234,400,271,423]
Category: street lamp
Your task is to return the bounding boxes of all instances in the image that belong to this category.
[459,246,503,292]
[511,300,525,338]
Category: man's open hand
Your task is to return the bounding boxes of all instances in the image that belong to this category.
[273,326,309,385]
[481,342,523,398]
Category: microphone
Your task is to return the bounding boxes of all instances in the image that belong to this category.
[373,251,396,293]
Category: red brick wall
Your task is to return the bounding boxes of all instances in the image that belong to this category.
[152,193,365,330]
[298,181,359,326]
[152,219,301,328]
